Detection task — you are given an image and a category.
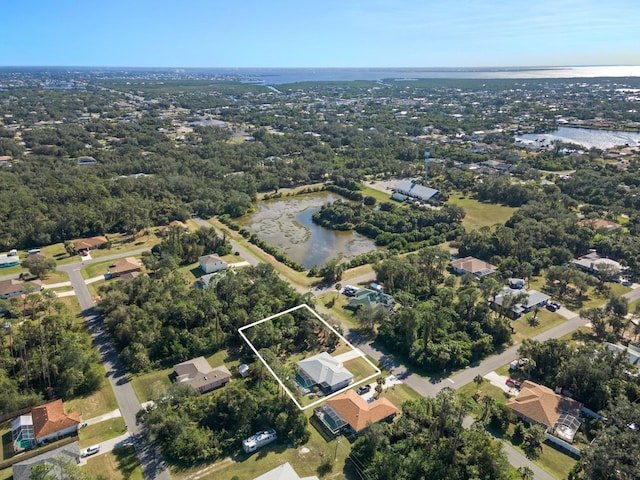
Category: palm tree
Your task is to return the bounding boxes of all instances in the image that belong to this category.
[473,374,484,393]
[517,466,534,480]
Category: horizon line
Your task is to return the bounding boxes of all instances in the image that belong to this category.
[1,64,639,70]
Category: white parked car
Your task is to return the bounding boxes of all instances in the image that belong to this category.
[82,445,101,457]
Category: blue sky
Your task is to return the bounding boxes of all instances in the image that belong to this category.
[3,0,639,68]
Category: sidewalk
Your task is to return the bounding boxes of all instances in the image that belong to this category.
[84,408,122,426]
[55,290,76,297]
[43,281,72,289]
[86,274,107,284]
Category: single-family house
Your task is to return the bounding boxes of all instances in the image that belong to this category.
[73,236,108,252]
[173,356,231,393]
[296,352,353,394]
[0,253,20,268]
[0,278,43,299]
[11,400,81,451]
[314,390,398,436]
[577,218,621,232]
[254,462,319,480]
[108,257,143,277]
[606,342,640,368]
[489,287,550,319]
[572,250,627,279]
[393,180,439,203]
[451,256,497,279]
[347,288,395,310]
[12,442,81,480]
[507,380,582,443]
[198,254,227,274]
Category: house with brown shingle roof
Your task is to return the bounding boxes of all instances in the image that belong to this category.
[73,236,108,251]
[451,256,497,278]
[173,356,231,393]
[11,400,80,451]
[108,257,143,277]
[314,390,398,435]
[507,380,582,441]
[0,278,43,299]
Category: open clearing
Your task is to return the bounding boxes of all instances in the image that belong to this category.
[447,194,517,229]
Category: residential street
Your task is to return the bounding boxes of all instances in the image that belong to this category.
[58,262,172,480]
[16,225,640,480]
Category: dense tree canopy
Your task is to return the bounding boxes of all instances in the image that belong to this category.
[351,389,511,480]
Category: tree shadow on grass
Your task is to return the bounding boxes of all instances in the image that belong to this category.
[114,444,141,479]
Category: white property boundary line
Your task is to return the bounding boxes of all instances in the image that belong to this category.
[238,304,381,411]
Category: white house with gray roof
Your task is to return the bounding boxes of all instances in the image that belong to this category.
[296,352,353,394]
[490,287,550,319]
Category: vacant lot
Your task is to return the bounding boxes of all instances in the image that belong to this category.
[447,194,517,229]
[84,445,143,480]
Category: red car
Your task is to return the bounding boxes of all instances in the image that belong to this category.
[506,378,522,389]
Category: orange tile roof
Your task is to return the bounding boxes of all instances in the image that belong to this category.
[327,390,398,433]
[506,380,582,428]
[31,399,81,439]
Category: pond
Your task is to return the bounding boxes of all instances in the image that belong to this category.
[236,192,377,269]
[515,127,640,150]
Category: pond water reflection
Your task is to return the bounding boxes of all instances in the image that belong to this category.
[236,192,377,269]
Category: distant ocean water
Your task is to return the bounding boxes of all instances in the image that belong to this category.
[193,65,640,84]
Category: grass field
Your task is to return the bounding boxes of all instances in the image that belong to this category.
[447,193,517,230]
[317,292,360,330]
[172,419,351,480]
[511,309,567,343]
[65,376,118,421]
[130,367,173,404]
[79,417,126,448]
[457,381,511,417]
[84,445,143,480]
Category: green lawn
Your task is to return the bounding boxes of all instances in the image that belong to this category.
[173,418,350,480]
[342,356,378,382]
[84,445,144,480]
[40,270,70,285]
[130,367,173,404]
[81,259,113,279]
[78,417,126,448]
[377,382,423,408]
[65,375,118,421]
[457,382,511,417]
[511,309,566,343]
[317,292,360,330]
[447,194,517,230]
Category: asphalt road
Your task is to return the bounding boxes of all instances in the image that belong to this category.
[59,262,172,480]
